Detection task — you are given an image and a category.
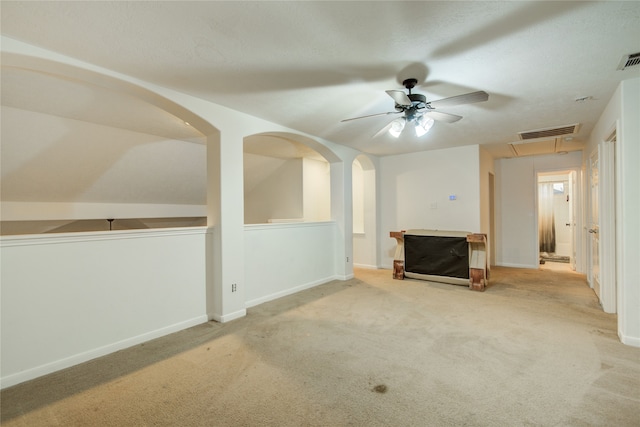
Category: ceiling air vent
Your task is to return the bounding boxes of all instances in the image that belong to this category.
[518,124,580,141]
[618,52,640,70]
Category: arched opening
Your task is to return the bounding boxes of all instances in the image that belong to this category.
[0,50,229,387]
[352,154,377,268]
[243,132,332,225]
[1,53,216,233]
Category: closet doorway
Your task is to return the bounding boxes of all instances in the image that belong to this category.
[537,170,577,272]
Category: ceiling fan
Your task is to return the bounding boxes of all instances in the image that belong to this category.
[341,78,489,138]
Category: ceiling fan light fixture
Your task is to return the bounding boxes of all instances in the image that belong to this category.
[388,118,405,138]
[415,115,435,137]
[342,77,488,139]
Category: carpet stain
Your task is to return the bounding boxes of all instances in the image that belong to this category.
[373,384,388,394]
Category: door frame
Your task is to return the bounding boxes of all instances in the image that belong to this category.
[599,127,617,313]
[535,168,581,271]
[588,148,601,298]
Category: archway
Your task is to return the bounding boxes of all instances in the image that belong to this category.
[243,132,332,225]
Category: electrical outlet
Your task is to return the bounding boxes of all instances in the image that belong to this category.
[232,283,237,292]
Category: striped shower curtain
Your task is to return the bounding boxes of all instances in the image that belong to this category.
[538,182,556,253]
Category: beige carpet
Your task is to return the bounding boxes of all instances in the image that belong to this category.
[2,267,639,426]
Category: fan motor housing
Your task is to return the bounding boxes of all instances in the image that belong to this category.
[408,93,426,104]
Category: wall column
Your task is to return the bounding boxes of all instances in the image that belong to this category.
[331,160,354,279]
[206,129,246,322]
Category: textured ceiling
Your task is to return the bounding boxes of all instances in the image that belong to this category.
[1,1,639,160]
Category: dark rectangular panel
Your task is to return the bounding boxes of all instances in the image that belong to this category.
[404,235,469,279]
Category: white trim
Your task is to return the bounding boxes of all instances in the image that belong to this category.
[496,262,539,269]
[0,315,208,389]
[0,201,206,221]
[244,220,335,232]
[245,276,340,308]
[209,309,247,323]
[353,263,378,269]
[619,332,640,348]
[0,227,209,247]
[600,134,617,313]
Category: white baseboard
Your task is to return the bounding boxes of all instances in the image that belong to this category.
[353,263,378,269]
[496,262,539,269]
[245,276,340,308]
[619,331,640,348]
[0,315,208,390]
[210,309,247,323]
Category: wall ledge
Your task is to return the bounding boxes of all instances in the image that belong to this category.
[0,226,209,247]
[244,221,335,231]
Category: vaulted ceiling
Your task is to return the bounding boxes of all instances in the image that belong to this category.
[1,1,639,160]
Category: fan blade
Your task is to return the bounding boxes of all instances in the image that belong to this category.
[372,120,395,138]
[341,111,400,122]
[427,91,489,108]
[372,117,407,138]
[424,111,463,123]
[386,90,412,106]
[372,117,406,138]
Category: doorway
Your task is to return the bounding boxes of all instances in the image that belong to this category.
[537,171,575,272]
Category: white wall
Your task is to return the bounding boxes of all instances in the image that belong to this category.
[495,152,583,269]
[352,161,365,233]
[1,106,207,225]
[303,157,331,222]
[1,106,207,207]
[586,77,640,346]
[378,145,482,269]
[479,146,495,265]
[243,154,303,224]
[618,78,640,346]
[0,228,208,388]
[243,154,331,224]
[244,221,337,307]
[352,156,378,268]
[1,201,205,223]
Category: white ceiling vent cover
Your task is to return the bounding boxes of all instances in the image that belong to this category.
[618,52,640,70]
[518,124,580,141]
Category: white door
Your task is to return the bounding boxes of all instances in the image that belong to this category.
[589,150,600,299]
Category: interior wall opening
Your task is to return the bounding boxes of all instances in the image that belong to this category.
[537,170,576,273]
[243,133,331,225]
[1,63,211,235]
